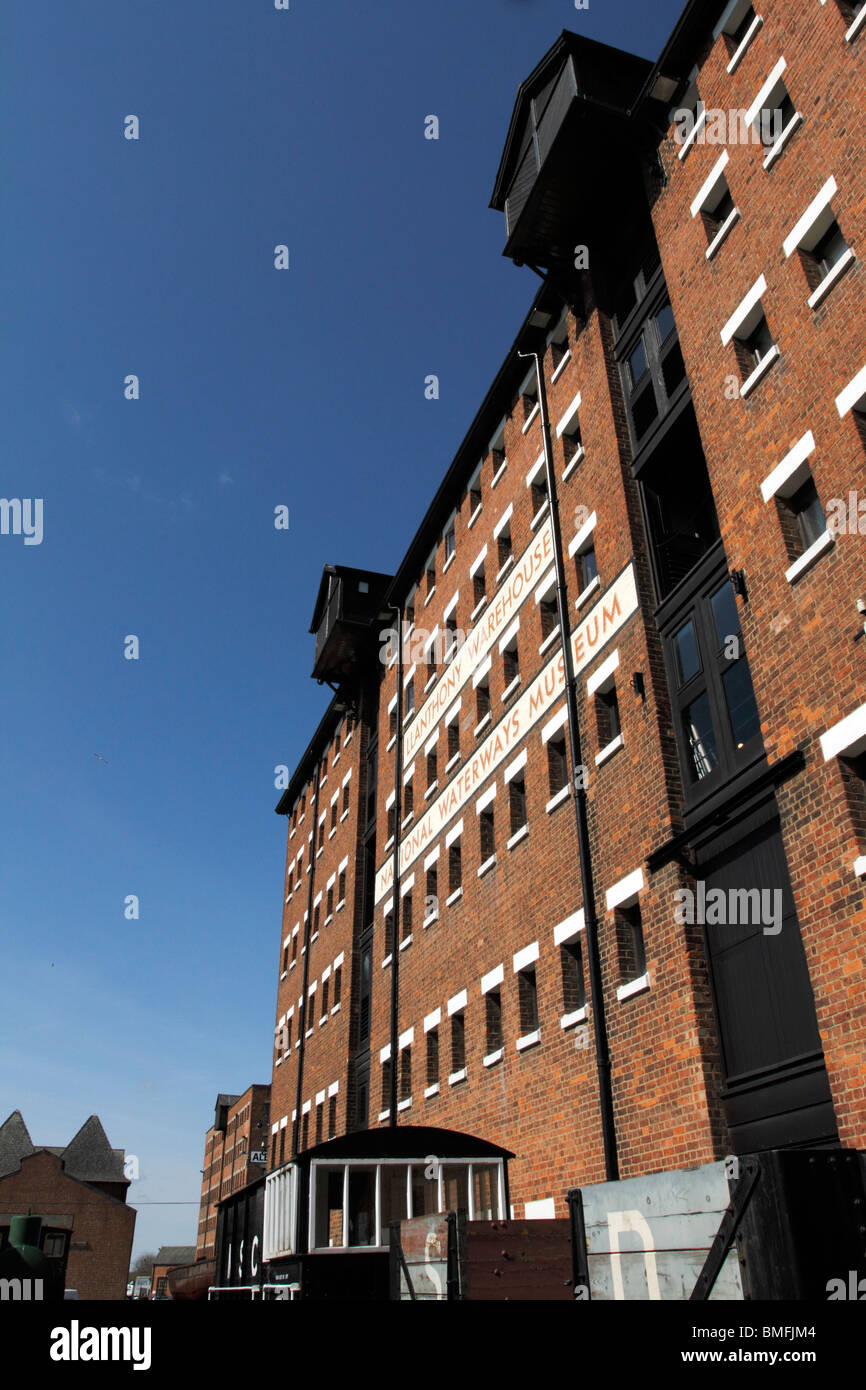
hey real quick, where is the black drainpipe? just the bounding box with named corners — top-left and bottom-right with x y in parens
top-left (292, 755), bottom-right (322, 1158)
top-left (387, 602), bottom-right (404, 1125)
top-left (518, 342), bottom-right (620, 1183)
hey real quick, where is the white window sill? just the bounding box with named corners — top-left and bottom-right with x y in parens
top-left (539, 627), bottom-right (560, 657)
top-left (340, 809), bottom-right (349, 823)
top-left (846, 5), bottom-right (866, 40)
top-left (475, 713), bottom-right (492, 738)
top-left (448, 1068), bottom-right (467, 1086)
top-left (808, 249), bottom-right (855, 310)
top-left (468, 503), bottom-right (483, 530)
top-left (677, 106), bottom-right (707, 161)
top-left (516, 1030), bottom-right (540, 1052)
top-left (290, 960), bottom-right (297, 972)
top-left (478, 855), bottom-right (497, 879)
top-left (384, 836), bottom-right (394, 854)
top-left (706, 206), bottom-right (740, 261)
top-left (443, 552), bottom-right (456, 575)
top-left (562, 445), bottom-right (585, 482)
top-left (496, 555), bottom-right (515, 584)
top-left (424, 1083), bottom-right (440, 1099)
top-left (575, 574), bottom-right (601, 610)
top-left (617, 972), bottom-right (650, 1002)
top-left (336, 899), bottom-right (345, 912)
top-left (561, 1006), bottom-right (587, 1029)
top-left (324, 914), bottom-right (333, 927)
top-left (501, 675), bottom-right (521, 703)
top-left (483, 1048), bottom-right (503, 1068)
top-left (531, 502), bottom-right (549, 531)
top-left (445, 887), bottom-right (463, 907)
top-left (595, 733), bottom-right (624, 767)
top-left (280, 970), bottom-right (287, 981)
top-left (382, 954), bottom-right (392, 970)
top-left (762, 112), bottom-right (802, 170)
top-left (397, 1097), bottom-right (412, 1112)
top-left (726, 13), bottom-right (763, 72)
top-left (305, 1029), bottom-right (314, 1039)
top-left (546, 786), bottom-right (570, 814)
top-left (328, 828), bottom-right (336, 840)
top-left (387, 735), bottom-right (396, 753)
top-left (311, 931), bottom-right (319, 944)
top-left (425, 780), bottom-right (438, 800)
top-left (399, 934), bottom-right (413, 952)
top-left (785, 528), bottom-right (834, 584)
top-left (319, 1016), bottom-right (327, 1027)
top-left (403, 710), bottom-right (415, 726)
top-left (491, 458), bottom-right (507, 489)
top-left (424, 586), bottom-right (437, 608)
top-left (507, 824), bottom-right (529, 851)
top-left (274, 1056), bottom-right (282, 1066)
top-left (331, 1002), bottom-right (341, 1016)
top-left (316, 848), bottom-right (323, 859)
top-left (853, 855), bottom-right (866, 878)
top-left (423, 911), bottom-right (439, 929)
top-left (522, 402), bottom-right (540, 433)
top-left (551, 350), bottom-right (571, 383)
top-left (401, 813), bottom-right (414, 830)
top-left (295, 1039), bottom-right (301, 1048)
top-left (445, 752), bottom-right (460, 774)
top-left (740, 344), bottom-right (780, 398)
top-left (378, 1110), bottom-right (391, 1123)
top-left (423, 674), bottom-right (436, 694)
top-left (471, 597), bottom-right (487, 622)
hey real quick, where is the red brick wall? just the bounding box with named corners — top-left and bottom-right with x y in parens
top-left (270, 714), bottom-right (367, 1158)
top-left (648, 0), bottom-right (866, 1149)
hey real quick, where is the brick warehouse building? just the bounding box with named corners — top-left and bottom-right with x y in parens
top-left (252, 0), bottom-right (866, 1296)
top-left (196, 1087), bottom-right (271, 1263)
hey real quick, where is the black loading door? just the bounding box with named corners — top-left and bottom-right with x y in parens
top-left (695, 799), bottom-right (837, 1154)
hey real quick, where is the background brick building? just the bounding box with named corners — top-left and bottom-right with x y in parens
top-left (260, 0), bottom-right (865, 1278)
top-left (150, 1244), bottom-right (196, 1299)
top-left (197, 1086), bottom-right (270, 1262)
top-left (0, 1111), bottom-right (135, 1300)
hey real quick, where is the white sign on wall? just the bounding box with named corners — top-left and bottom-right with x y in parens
top-left (375, 563), bottom-right (639, 905)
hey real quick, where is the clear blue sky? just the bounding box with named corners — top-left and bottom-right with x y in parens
top-left (0, 0), bottom-right (682, 1261)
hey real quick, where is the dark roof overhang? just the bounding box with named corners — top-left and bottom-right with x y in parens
top-left (630, 0), bottom-right (730, 124)
top-left (292, 1124), bottom-right (515, 1167)
top-left (490, 30), bottom-right (653, 267)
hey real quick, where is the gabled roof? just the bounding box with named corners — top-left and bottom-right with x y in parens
top-left (154, 1245), bottom-right (197, 1267)
top-left (0, 1111), bottom-right (128, 1184)
top-left (61, 1115), bottom-right (128, 1184)
top-left (0, 1111), bottom-right (35, 1179)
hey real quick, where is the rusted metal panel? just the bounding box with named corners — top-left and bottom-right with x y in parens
top-left (393, 1214), bottom-right (450, 1300)
top-left (462, 1219), bottom-right (573, 1302)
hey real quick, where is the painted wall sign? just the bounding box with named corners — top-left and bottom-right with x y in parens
top-left (401, 519), bottom-right (555, 764)
top-left (580, 1161), bottom-right (743, 1301)
top-left (376, 563), bottom-right (639, 906)
top-left (571, 562), bottom-right (639, 679)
